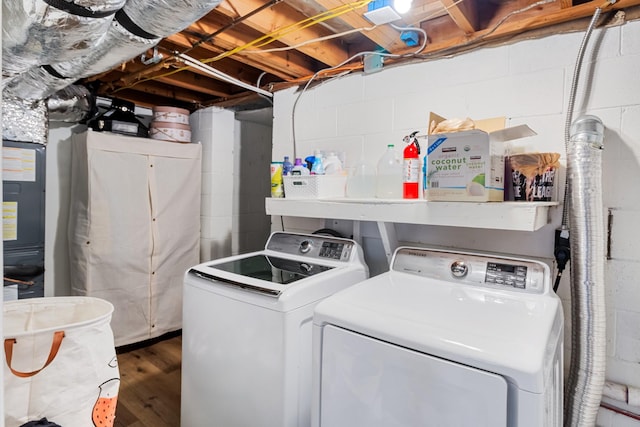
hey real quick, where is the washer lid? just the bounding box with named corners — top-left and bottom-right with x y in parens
top-left (189, 254), bottom-right (333, 298)
top-left (314, 271), bottom-right (563, 393)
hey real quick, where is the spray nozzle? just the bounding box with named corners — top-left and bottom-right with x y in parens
top-left (403, 131), bottom-right (421, 155)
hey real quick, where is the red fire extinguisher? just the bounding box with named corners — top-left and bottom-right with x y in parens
top-left (403, 131), bottom-right (420, 199)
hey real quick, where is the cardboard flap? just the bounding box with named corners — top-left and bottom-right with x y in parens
top-left (427, 112), bottom-right (448, 134)
top-left (489, 125), bottom-right (537, 143)
top-left (475, 117), bottom-right (506, 133)
top-left (428, 112), bottom-right (505, 135)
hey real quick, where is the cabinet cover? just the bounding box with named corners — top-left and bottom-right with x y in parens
top-left (69, 130), bottom-right (201, 346)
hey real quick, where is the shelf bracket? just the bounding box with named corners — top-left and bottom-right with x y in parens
top-left (377, 221), bottom-right (398, 265)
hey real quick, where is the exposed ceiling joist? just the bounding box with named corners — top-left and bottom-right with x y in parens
top-left (79, 0), bottom-right (640, 110)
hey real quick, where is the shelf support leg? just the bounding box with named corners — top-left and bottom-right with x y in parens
top-left (352, 220), bottom-right (363, 246)
top-left (377, 221), bottom-right (398, 265)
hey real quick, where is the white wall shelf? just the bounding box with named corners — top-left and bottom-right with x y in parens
top-left (265, 198), bottom-right (558, 232)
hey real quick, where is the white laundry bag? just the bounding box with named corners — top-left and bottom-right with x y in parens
top-left (3, 297), bottom-right (120, 427)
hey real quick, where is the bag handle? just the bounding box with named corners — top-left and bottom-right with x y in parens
top-left (4, 331), bottom-right (65, 378)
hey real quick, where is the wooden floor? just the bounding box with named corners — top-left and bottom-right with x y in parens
top-left (114, 332), bottom-right (183, 427)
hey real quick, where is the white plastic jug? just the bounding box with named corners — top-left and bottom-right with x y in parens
top-left (375, 144), bottom-right (402, 199)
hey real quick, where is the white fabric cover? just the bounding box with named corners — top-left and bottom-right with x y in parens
top-left (68, 130), bottom-right (201, 346)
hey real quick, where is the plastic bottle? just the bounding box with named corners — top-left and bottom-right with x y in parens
top-left (323, 152), bottom-right (343, 175)
top-left (291, 157), bottom-right (310, 175)
top-left (403, 132), bottom-right (420, 199)
top-left (347, 159), bottom-right (376, 198)
top-left (375, 144), bottom-right (402, 199)
top-left (282, 156), bottom-right (293, 176)
top-left (270, 161), bottom-right (284, 198)
top-left (310, 150), bottom-right (325, 175)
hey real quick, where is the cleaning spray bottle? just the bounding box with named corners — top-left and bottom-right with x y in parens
top-left (403, 131), bottom-right (420, 199)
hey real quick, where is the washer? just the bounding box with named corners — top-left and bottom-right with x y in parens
top-left (181, 231), bottom-right (369, 427)
top-left (312, 246), bottom-right (564, 427)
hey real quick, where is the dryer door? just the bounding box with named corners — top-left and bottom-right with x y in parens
top-left (319, 325), bottom-right (508, 427)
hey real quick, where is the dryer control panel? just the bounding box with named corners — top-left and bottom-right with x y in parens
top-left (392, 247), bottom-right (548, 294)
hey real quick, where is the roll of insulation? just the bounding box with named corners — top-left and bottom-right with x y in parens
top-left (149, 121), bottom-right (191, 143)
top-left (152, 106), bottom-right (190, 125)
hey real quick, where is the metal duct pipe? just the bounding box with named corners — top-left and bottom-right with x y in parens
top-left (2, 0), bottom-right (125, 77)
top-left (3, 0), bottom-right (222, 100)
top-left (564, 115), bottom-right (606, 426)
top-left (47, 85), bottom-right (96, 123)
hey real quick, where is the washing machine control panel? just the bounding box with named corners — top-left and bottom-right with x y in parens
top-left (393, 248), bottom-right (548, 294)
top-left (266, 232), bottom-right (355, 262)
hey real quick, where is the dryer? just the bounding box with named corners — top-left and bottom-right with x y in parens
top-left (312, 246), bottom-right (563, 427)
top-left (182, 232), bottom-right (369, 427)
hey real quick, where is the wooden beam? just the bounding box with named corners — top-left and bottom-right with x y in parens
top-left (155, 72), bottom-right (237, 98)
top-left (166, 20), bottom-right (316, 80)
top-left (441, 0), bottom-right (478, 33)
top-left (414, 0), bottom-right (640, 56)
top-left (313, 0), bottom-right (409, 52)
top-left (216, 0), bottom-right (352, 66)
top-left (106, 80), bottom-right (212, 105)
top-left (406, 0), bottom-right (450, 26)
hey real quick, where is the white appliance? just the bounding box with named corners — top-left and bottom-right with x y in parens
top-left (181, 231), bottom-right (369, 427)
top-left (312, 247), bottom-right (564, 427)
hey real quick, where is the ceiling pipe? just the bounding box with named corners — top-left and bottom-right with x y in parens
top-left (178, 54), bottom-right (273, 98)
top-left (3, 0), bottom-right (223, 101)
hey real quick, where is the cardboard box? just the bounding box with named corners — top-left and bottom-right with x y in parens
top-left (424, 112), bottom-right (536, 202)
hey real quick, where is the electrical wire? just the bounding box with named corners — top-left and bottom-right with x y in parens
top-left (244, 26), bottom-right (378, 54)
top-left (291, 24), bottom-right (428, 159)
top-left (182, 0), bottom-right (282, 56)
top-left (202, 0), bottom-right (373, 63)
top-left (561, 7), bottom-right (603, 227)
top-left (417, 0), bottom-right (557, 59)
top-left (110, 0), bottom-right (372, 95)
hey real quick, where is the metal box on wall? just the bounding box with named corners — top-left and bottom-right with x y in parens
top-left (3, 140), bottom-right (46, 299)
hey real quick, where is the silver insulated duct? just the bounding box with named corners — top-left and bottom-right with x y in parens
top-left (564, 115), bottom-right (606, 426)
top-left (3, 0), bottom-right (223, 100)
top-left (2, 0), bottom-right (125, 77)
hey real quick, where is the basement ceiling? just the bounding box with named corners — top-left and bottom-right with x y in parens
top-left (81, 0), bottom-right (640, 111)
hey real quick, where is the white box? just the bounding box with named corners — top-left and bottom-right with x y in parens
top-left (425, 113), bottom-right (536, 202)
top-left (283, 175), bottom-right (347, 199)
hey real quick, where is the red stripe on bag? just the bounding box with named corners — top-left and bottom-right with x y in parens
top-left (4, 331), bottom-right (66, 378)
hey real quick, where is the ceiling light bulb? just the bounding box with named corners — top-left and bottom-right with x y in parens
top-left (393, 0), bottom-right (412, 14)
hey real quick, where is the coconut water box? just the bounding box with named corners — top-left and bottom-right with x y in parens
top-left (425, 130), bottom-right (503, 202)
top-left (424, 112), bottom-right (537, 202)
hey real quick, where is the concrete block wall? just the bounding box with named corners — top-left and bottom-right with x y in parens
top-left (272, 18), bottom-right (640, 425)
top-left (232, 109), bottom-right (273, 254)
top-left (191, 107), bottom-right (235, 261)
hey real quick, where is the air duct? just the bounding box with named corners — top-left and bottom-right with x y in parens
top-left (564, 115), bottom-right (606, 426)
top-left (2, 95), bottom-right (48, 144)
top-left (3, 0), bottom-right (223, 100)
top-left (2, 0), bottom-right (125, 77)
top-left (47, 85), bottom-right (96, 123)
